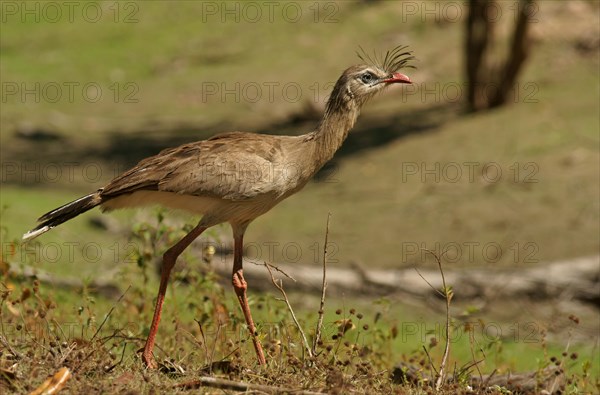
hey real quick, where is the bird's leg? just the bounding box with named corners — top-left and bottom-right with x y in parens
top-left (142, 223), bottom-right (207, 369)
top-left (232, 233), bottom-right (266, 365)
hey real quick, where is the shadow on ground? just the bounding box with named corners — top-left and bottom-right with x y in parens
top-left (3, 102), bottom-right (459, 184)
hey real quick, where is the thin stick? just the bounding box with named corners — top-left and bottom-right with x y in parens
top-left (264, 262), bottom-right (313, 359)
top-left (312, 212), bottom-right (331, 355)
top-left (422, 345), bottom-right (439, 377)
top-left (208, 323), bottom-right (222, 368)
top-left (0, 287), bottom-right (22, 359)
top-left (413, 267), bottom-right (445, 298)
top-left (421, 249), bottom-right (452, 391)
top-left (250, 259), bottom-right (296, 281)
top-left (104, 343), bottom-right (127, 373)
top-left (468, 324), bottom-right (484, 387)
top-left (482, 368), bottom-right (498, 389)
top-left (75, 286), bottom-right (131, 372)
top-left (0, 334), bottom-right (23, 360)
top-left (193, 319), bottom-right (210, 366)
top-left (91, 285), bottom-right (131, 342)
top-left (57, 342), bottom-right (78, 366)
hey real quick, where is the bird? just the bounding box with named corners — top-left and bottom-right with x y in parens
top-left (23, 46), bottom-right (415, 369)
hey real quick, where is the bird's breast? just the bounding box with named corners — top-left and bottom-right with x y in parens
top-left (100, 189), bottom-right (284, 225)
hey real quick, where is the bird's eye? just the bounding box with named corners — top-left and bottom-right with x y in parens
top-left (361, 72), bottom-right (375, 84)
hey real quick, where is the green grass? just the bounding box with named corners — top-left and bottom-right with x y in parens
top-left (2, 1), bottom-right (598, 268)
top-left (1, 0), bottom-right (599, 393)
top-left (2, 267), bottom-right (597, 393)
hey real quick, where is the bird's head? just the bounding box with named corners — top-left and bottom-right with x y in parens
top-left (326, 46), bottom-right (415, 112)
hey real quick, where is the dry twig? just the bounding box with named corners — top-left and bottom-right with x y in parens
top-left (91, 285), bottom-right (131, 342)
top-left (250, 259), bottom-right (296, 281)
top-left (264, 262), bottom-right (313, 358)
top-left (75, 286), bottom-right (131, 372)
top-left (415, 249), bottom-right (452, 391)
top-left (312, 213), bottom-right (331, 355)
top-left (193, 319), bottom-right (210, 366)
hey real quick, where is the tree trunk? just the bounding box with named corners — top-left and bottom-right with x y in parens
top-left (465, 0), bottom-right (496, 111)
top-left (465, 0), bottom-right (535, 111)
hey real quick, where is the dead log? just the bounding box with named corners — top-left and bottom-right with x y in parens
top-left (207, 255), bottom-right (599, 308)
top-left (8, 253), bottom-right (598, 308)
top-left (174, 376), bottom-right (326, 394)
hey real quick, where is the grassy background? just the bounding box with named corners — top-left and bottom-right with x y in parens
top-left (1, 0), bottom-right (598, 392)
top-left (1, 1), bottom-right (598, 268)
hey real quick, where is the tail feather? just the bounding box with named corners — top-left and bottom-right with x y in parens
top-left (23, 192), bottom-right (102, 242)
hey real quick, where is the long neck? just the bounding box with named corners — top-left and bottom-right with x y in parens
top-left (309, 96), bottom-right (360, 171)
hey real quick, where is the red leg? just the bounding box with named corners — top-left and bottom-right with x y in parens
top-left (232, 233), bottom-right (266, 365)
top-left (142, 224), bottom-right (207, 369)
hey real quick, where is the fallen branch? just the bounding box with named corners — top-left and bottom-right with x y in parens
top-left (175, 376), bottom-right (326, 394)
top-left (9, 255), bottom-right (598, 307)
top-left (208, 255), bottom-right (599, 308)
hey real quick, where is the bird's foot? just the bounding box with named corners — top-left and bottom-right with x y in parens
top-left (142, 351), bottom-right (158, 370)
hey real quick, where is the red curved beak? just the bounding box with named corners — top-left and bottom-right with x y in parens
top-left (382, 72), bottom-right (412, 84)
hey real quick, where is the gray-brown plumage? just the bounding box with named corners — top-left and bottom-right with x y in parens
top-left (23, 46), bottom-right (414, 368)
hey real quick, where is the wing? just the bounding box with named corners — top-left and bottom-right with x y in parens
top-left (101, 132), bottom-right (294, 201)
